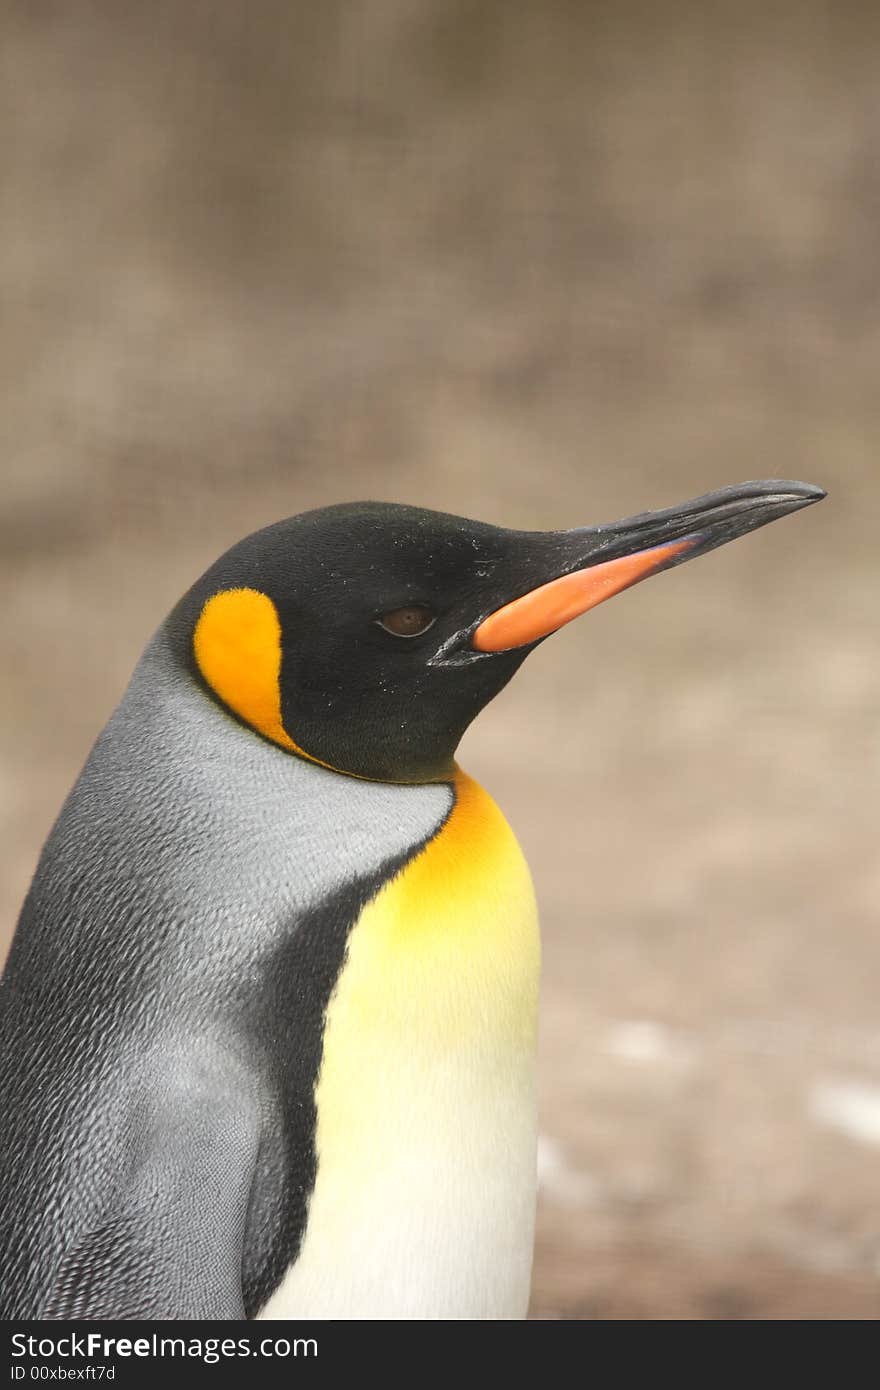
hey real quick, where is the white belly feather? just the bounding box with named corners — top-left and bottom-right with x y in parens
top-left (258, 772), bottom-right (540, 1320)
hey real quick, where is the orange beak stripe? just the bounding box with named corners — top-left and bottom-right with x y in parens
top-left (472, 537), bottom-right (696, 653)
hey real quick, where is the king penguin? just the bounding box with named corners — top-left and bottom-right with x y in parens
top-left (0, 479), bottom-right (824, 1320)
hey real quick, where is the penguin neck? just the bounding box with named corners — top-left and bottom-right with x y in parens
top-left (133, 626), bottom-right (457, 798)
top-left (88, 630), bottom-right (455, 974)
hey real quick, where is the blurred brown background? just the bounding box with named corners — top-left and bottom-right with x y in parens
top-left (2, 0), bottom-right (878, 1318)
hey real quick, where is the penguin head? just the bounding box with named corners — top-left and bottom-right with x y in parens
top-left (169, 481), bottom-right (824, 783)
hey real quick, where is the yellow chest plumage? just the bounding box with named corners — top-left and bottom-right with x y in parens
top-left (259, 771), bottom-right (540, 1320)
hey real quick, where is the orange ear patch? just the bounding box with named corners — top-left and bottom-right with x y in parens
top-left (193, 588), bottom-right (299, 752)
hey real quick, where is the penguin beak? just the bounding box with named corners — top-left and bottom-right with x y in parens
top-left (473, 479), bottom-right (826, 653)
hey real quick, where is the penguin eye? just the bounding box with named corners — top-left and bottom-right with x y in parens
top-left (376, 606), bottom-right (436, 638)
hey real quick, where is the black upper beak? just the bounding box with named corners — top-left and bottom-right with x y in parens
top-left (582, 478), bottom-right (827, 567)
